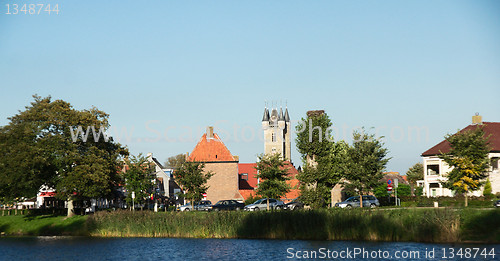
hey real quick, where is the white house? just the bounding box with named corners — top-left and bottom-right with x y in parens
top-left (420, 115), bottom-right (500, 197)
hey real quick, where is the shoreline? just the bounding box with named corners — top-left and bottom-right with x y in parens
top-left (0, 208), bottom-right (498, 243)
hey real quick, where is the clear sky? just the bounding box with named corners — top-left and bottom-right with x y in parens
top-left (1, 0), bottom-right (499, 173)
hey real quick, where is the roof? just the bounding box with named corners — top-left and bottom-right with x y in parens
top-left (238, 161), bottom-right (300, 202)
top-left (188, 133), bottom-right (237, 162)
top-left (422, 122), bottom-right (500, 156)
top-left (262, 108), bottom-right (270, 121)
top-left (284, 108), bottom-right (290, 122)
top-left (238, 163), bottom-right (258, 189)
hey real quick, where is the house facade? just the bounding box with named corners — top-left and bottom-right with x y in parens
top-left (421, 115), bottom-right (500, 197)
top-left (187, 126), bottom-right (243, 204)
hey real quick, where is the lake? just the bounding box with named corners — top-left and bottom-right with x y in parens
top-left (0, 237), bottom-right (498, 260)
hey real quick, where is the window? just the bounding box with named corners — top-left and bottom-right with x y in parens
top-left (492, 157), bottom-right (499, 170)
top-left (240, 173), bottom-right (248, 180)
top-left (427, 165), bottom-right (439, 175)
top-left (272, 132), bottom-right (276, 142)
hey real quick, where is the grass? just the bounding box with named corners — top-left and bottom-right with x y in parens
top-left (0, 214), bottom-right (89, 236)
top-left (1, 208), bottom-right (499, 243)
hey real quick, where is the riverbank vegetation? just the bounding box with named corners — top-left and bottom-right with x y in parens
top-left (1, 208), bottom-right (498, 243)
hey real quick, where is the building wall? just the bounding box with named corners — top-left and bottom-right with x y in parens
top-left (203, 162), bottom-right (243, 204)
top-left (263, 123), bottom-right (291, 161)
top-left (423, 154), bottom-right (500, 197)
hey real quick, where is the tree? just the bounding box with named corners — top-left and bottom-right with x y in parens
top-left (483, 178), bottom-right (492, 197)
top-left (123, 154), bottom-right (155, 210)
top-left (295, 111), bottom-right (344, 208)
top-left (173, 161), bottom-right (213, 205)
top-left (164, 154), bottom-right (186, 170)
top-left (0, 95), bottom-right (128, 217)
top-left (406, 163), bottom-right (424, 196)
top-left (342, 130), bottom-right (390, 208)
top-left (439, 126), bottom-right (490, 207)
top-left (255, 153), bottom-right (291, 210)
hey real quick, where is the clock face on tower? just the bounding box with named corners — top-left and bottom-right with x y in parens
top-left (270, 115), bottom-right (277, 122)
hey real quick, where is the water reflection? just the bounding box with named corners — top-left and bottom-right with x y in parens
top-left (0, 237), bottom-right (498, 260)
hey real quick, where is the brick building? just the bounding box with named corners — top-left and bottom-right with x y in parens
top-left (187, 127), bottom-right (243, 204)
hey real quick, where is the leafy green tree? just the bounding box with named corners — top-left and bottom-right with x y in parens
top-left (123, 154), bottom-right (155, 210)
top-left (373, 183), bottom-right (390, 199)
top-left (483, 178), bottom-right (492, 197)
top-left (255, 153), bottom-right (291, 210)
top-left (164, 154), bottom-right (186, 170)
top-left (174, 161), bottom-right (213, 205)
top-left (396, 184), bottom-right (411, 197)
top-left (0, 95), bottom-right (128, 217)
top-left (342, 130), bottom-right (390, 208)
top-left (439, 126), bottom-right (490, 207)
top-left (295, 111), bottom-right (344, 208)
top-left (406, 163), bottom-right (424, 196)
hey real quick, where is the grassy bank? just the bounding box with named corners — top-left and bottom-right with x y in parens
top-left (0, 214), bottom-right (88, 236)
top-left (1, 209), bottom-right (499, 243)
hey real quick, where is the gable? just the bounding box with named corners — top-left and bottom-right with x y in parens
top-left (188, 133), bottom-right (236, 162)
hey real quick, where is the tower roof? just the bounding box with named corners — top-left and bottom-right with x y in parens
top-left (270, 108), bottom-right (279, 123)
top-left (279, 107), bottom-right (285, 121)
top-left (284, 108), bottom-right (290, 122)
top-left (262, 108), bottom-right (270, 122)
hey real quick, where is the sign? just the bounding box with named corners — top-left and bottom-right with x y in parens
top-left (387, 179), bottom-right (392, 185)
top-left (387, 185), bottom-right (392, 191)
top-left (202, 193), bottom-right (207, 200)
top-left (131, 191), bottom-right (135, 199)
top-left (394, 178), bottom-right (399, 188)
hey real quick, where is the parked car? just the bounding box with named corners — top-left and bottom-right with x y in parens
top-left (177, 200), bottom-right (213, 211)
top-left (177, 202), bottom-right (193, 211)
top-left (244, 198), bottom-right (284, 211)
top-left (194, 200), bottom-right (212, 211)
top-left (285, 197), bottom-right (304, 210)
top-left (335, 195), bottom-right (380, 209)
top-left (494, 200), bottom-right (500, 208)
top-left (211, 200), bottom-right (244, 211)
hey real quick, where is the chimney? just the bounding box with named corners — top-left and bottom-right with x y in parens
top-left (206, 126), bottom-right (214, 139)
top-left (472, 113), bottom-right (482, 125)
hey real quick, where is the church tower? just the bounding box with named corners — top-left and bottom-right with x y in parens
top-left (262, 104), bottom-right (291, 162)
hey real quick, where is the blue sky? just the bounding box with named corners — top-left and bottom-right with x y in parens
top-left (1, 0), bottom-right (499, 173)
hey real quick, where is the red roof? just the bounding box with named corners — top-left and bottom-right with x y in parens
top-left (422, 122), bottom-right (500, 156)
top-left (238, 161), bottom-right (300, 202)
top-left (238, 163), bottom-right (258, 189)
top-left (188, 133), bottom-right (237, 162)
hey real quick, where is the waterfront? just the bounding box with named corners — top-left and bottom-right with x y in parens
top-left (0, 237), bottom-right (498, 260)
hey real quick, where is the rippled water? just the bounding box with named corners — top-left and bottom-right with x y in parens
top-left (0, 237), bottom-right (498, 260)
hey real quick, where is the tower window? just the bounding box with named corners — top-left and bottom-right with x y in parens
top-left (272, 133), bottom-right (276, 142)
top-left (240, 173), bottom-right (248, 180)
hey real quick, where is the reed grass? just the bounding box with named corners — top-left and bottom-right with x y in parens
top-left (2, 208), bottom-right (498, 242)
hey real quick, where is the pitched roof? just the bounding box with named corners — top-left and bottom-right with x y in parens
top-left (422, 122), bottom-right (500, 156)
top-left (188, 133), bottom-right (237, 162)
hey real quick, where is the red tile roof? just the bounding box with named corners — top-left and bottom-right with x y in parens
top-left (422, 122), bottom-right (500, 156)
top-left (238, 161), bottom-right (301, 202)
top-left (188, 133), bottom-right (237, 162)
top-left (238, 163), bottom-right (258, 189)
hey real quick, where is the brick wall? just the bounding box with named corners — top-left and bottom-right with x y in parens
top-left (203, 162), bottom-right (243, 203)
